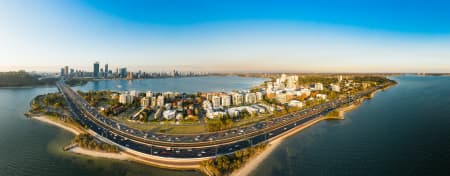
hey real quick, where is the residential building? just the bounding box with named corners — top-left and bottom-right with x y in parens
top-left (145, 91), bottom-right (153, 97)
top-left (212, 96), bottom-right (221, 108)
top-left (331, 84), bottom-right (341, 92)
top-left (276, 92), bottom-right (287, 104)
top-left (130, 90), bottom-right (139, 97)
top-left (314, 83), bottom-right (324, 91)
top-left (232, 93), bottom-right (244, 106)
top-left (245, 93), bottom-right (257, 104)
top-left (140, 97), bottom-right (150, 107)
top-left (119, 94), bottom-right (133, 105)
top-left (255, 92), bottom-right (263, 101)
top-left (221, 95), bottom-right (231, 107)
top-left (157, 95), bottom-right (164, 107)
top-left (151, 96), bottom-right (157, 108)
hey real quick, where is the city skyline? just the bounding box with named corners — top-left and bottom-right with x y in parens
top-left (1, 0), bottom-right (450, 73)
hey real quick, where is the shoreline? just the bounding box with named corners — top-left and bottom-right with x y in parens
top-left (30, 114), bottom-right (204, 171)
top-left (69, 146), bottom-right (130, 160)
top-left (31, 115), bottom-right (82, 135)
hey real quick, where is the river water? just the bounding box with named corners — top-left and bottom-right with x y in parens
top-left (251, 75), bottom-right (450, 176)
top-left (1, 76), bottom-right (449, 176)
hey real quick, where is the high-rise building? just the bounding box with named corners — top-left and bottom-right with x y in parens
top-left (127, 72), bottom-right (134, 80)
top-left (245, 93), bottom-right (257, 104)
top-left (119, 93), bottom-right (133, 105)
top-left (120, 67), bottom-right (127, 78)
top-left (212, 96), bottom-right (221, 108)
top-left (104, 64), bottom-right (108, 74)
top-left (64, 66), bottom-right (69, 77)
top-left (140, 97), bottom-right (150, 107)
top-left (221, 95), bottom-right (231, 107)
top-left (130, 90), bottom-right (139, 97)
top-left (232, 93), bottom-right (244, 106)
top-left (255, 92), bottom-right (263, 101)
top-left (60, 68), bottom-right (65, 77)
top-left (157, 95), bottom-right (164, 107)
top-left (93, 62), bottom-right (100, 77)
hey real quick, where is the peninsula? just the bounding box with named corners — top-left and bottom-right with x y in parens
top-left (27, 73), bottom-right (396, 175)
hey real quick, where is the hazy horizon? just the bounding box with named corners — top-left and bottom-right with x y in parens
top-left (1, 1), bottom-right (450, 73)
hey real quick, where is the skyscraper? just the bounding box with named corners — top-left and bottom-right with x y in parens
top-left (64, 66), bottom-right (69, 77)
top-left (120, 67), bottom-right (127, 78)
top-left (93, 62), bottom-right (100, 77)
top-left (105, 64), bottom-right (108, 74)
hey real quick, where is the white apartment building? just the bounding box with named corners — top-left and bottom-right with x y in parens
top-left (245, 92), bottom-right (257, 104)
top-left (119, 93), bottom-right (133, 105)
top-left (221, 95), bottom-right (231, 107)
top-left (130, 90), bottom-right (139, 97)
top-left (140, 97), bottom-right (150, 107)
top-left (212, 95), bottom-right (221, 108)
top-left (314, 83), bottom-right (324, 91)
top-left (156, 95), bottom-right (164, 107)
top-left (232, 93), bottom-right (244, 106)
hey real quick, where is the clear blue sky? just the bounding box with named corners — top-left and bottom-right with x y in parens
top-left (1, 0), bottom-right (450, 72)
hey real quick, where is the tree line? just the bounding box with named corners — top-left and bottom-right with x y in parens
top-left (73, 133), bottom-right (119, 153)
top-left (0, 71), bottom-right (57, 87)
top-left (201, 144), bottom-right (267, 176)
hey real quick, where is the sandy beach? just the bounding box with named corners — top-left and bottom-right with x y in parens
top-left (31, 115), bottom-right (82, 135)
top-left (69, 146), bottom-right (129, 160)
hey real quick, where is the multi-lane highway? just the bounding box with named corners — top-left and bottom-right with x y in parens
top-left (57, 81), bottom-right (387, 158)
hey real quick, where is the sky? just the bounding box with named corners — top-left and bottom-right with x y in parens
top-left (1, 0), bottom-right (450, 73)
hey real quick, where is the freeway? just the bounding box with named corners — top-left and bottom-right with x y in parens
top-left (57, 80), bottom-right (389, 158)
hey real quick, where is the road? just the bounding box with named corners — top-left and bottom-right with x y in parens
top-left (57, 80), bottom-right (388, 158)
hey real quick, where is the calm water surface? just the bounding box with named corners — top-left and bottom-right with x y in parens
top-left (251, 76), bottom-right (450, 176)
top-left (73, 76), bottom-right (267, 93)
